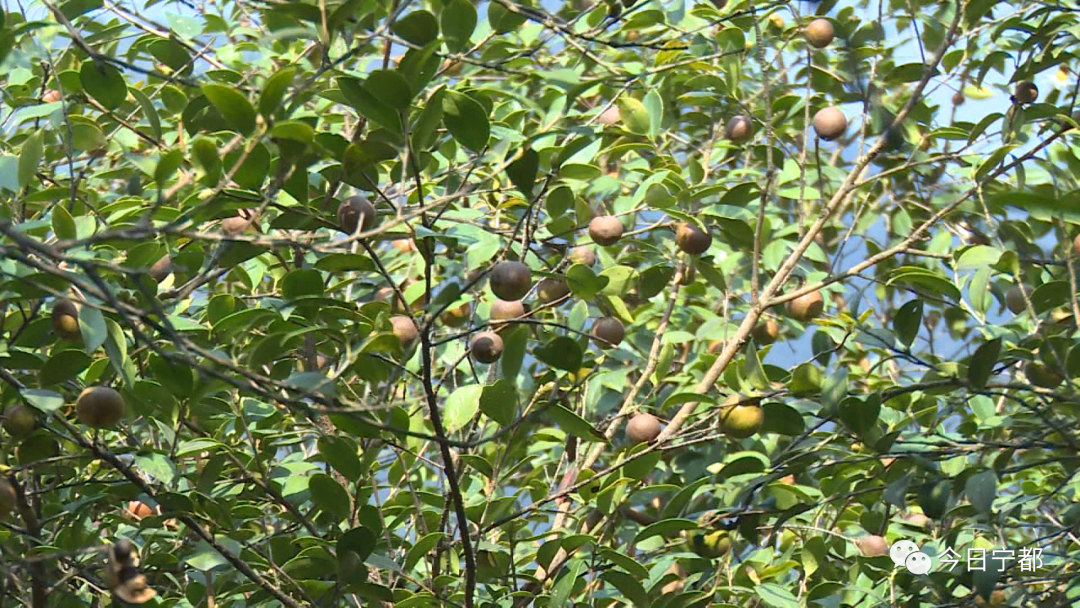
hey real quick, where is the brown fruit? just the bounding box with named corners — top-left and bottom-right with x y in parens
top-left (804, 18), bottom-right (834, 48)
top-left (857, 535), bottom-right (888, 557)
top-left (707, 339), bottom-right (724, 354)
top-left (441, 60), bottom-right (464, 76)
top-left (2, 405), bottom-right (36, 438)
top-left (390, 316), bottom-right (418, 346)
top-left (625, 413), bottom-right (662, 444)
top-left (588, 216), bottom-right (624, 246)
top-left (125, 500), bottom-right (156, 520)
top-left (149, 256), bottom-right (172, 282)
top-left (536, 277), bottom-right (570, 304)
top-left (490, 261), bottom-right (532, 301)
top-left (813, 107), bottom-right (848, 141)
top-left (0, 478), bottom-right (14, 517)
top-left (221, 209), bottom-right (258, 235)
top-left (1005, 285), bottom-right (1027, 314)
top-left (1014, 81), bottom-right (1038, 104)
top-left (974, 590), bottom-right (1007, 606)
top-left (904, 511), bottom-right (931, 528)
top-left (598, 106), bottom-right (621, 126)
top-left (785, 291), bottom-right (825, 321)
top-left (51, 298), bottom-right (81, 340)
top-left (751, 318), bottom-right (780, 345)
top-left (440, 302), bottom-right (472, 327)
top-left (719, 394), bottom-right (764, 439)
top-left (779, 474), bottom-right (796, 485)
top-left (725, 115), bottom-right (754, 142)
top-left (1025, 360), bottom-right (1063, 389)
top-left (591, 317), bottom-right (625, 349)
top-left (569, 245), bottom-right (597, 266)
top-left (76, 386), bottom-right (125, 429)
top-left (391, 238), bottom-right (416, 253)
top-left (660, 562), bottom-right (686, 594)
top-left (490, 299), bottom-right (526, 322)
top-left (952, 91), bottom-right (966, 106)
top-left (337, 196), bottom-right (377, 234)
top-left (1072, 233), bottom-right (1080, 257)
top-left (675, 222), bottom-right (712, 255)
top-left (470, 331), bottom-right (504, 363)
top-left (42, 89), bottom-right (63, 103)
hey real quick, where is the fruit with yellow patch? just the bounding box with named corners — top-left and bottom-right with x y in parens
top-left (719, 393), bottom-right (764, 439)
top-left (76, 387), bottom-right (125, 429)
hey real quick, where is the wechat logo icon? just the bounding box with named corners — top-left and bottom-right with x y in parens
top-left (890, 539), bottom-right (932, 575)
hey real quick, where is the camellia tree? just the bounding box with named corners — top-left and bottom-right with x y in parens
top-left (3, 0), bottom-right (1080, 604)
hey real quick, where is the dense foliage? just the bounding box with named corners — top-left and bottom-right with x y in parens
top-left (1, 0), bottom-right (1080, 605)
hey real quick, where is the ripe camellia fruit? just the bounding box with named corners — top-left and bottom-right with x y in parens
top-left (1005, 285), bottom-right (1027, 314)
top-left (675, 222), bottom-right (712, 255)
top-left (2, 405), bottom-right (36, 438)
top-left (785, 290), bottom-right (825, 321)
top-left (588, 216), bottom-right (624, 246)
top-left (1025, 360), bottom-right (1063, 389)
top-left (1072, 233), bottom-right (1080, 257)
top-left (591, 317), bottom-right (625, 349)
top-left (597, 106), bottom-right (621, 126)
top-left (952, 91), bottom-right (966, 106)
top-left (1014, 81), bottom-right (1038, 104)
top-left (390, 316), bottom-right (418, 346)
top-left (42, 89), bottom-right (63, 103)
top-left (719, 393), bottom-right (764, 438)
top-left (440, 302), bottom-right (472, 327)
top-left (569, 245), bottom-right (597, 266)
top-left (337, 196), bottom-right (377, 234)
top-left (813, 107), bottom-right (848, 141)
top-left (904, 511), bottom-right (931, 528)
top-left (221, 209), bottom-right (259, 235)
top-left (489, 261), bottom-right (532, 301)
top-left (126, 500), bottom-right (156, 520)
top-left (0, 478), bottom-right (15, 517)
top-left (490, 299), bottom-right (526, 323)
top-left (857, 535), bottom-right (889, 557)
top-left (804, 18), bottom-right (834, 48)
top-left (725, 115), bottom-right (753, 142)
top-left (76, 387), bottom-right (125, 429)
top-left (625, 413), bottom-right (662, 444)
top-left (751, 318), bottom-right (780, 345)
top-left (536, 277), bottom-right (570, 304)
top-left (52, 298), bottom-right (81, 340)
top-left (470, 331), bottom-right (504, 363)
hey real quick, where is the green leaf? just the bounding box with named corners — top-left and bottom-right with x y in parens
top-left (365, 70), bottom-right (414, 110)
top-left (534, 336), bottom-right (583, 372)
top-left (488, 0), bottom-right (527, 33)
top-left (201, 84), bottom-right (257, 135)
top-left (318, 436), bottom-right (364, 479)
top-left (191, 137), bottom-right (221, 185)
top-left (154, 149), bottom-right (184, 186)
top-left (51, 205), bottom-right (77, 241)
top-left (442, 91), bottom-right (489, 152)
top-left (309, 473), bottom-right (351, 519)
top-left (404, 532), bottom-right (447, 572)
top-left (39, 350), bottom-right (92, 386)
top-left (445, 384), bottom-right (482, 432)
top-left (21, 388), bottom-right (64, 413)
top-left (548, 404), bottom-right (605, 442)
top-left (339, 77), bottom-right (402, 133)
top-left (259, 66), bottom-right (297, 119)
top-left (820, 368), bottom-right (848, 416)
top-left (789, 363), bottom-right (822, 396)
top-left (643, 89), bottom-right (663, 139)
top-left (441, 0), bottom-right (476, 52)
top-left (894, 299), bottom-right (922, 348)
top-left (565, 264), bottom-right (609, 299)
top-left (756, 582), bottom-right (800, 608)
top-left (633, 518), bottom-right (696, 542)
top-left (838, 395), bottom-right (879, 435)
top-left (965, 470), bottom-right (996, 514)
top-left (616, 97), bottom-right (650, 135)
top-left (80, 61), bottom-right (127, 110)
top-left (129, 87), bottom-right (162, 141)
top-left (505, 148), bottom-right (539, 200)
top-left (967, 339), bottom-right (1001, 390)
top-left (393, 10), bottom-right (439, 45)
top-left (743, 341), bottom-right (768, 390)
top-left (79, 305), bottom-right (108, 352)
top-left (282, 268), bottom-right (325, 299)
top-left (339, 526), bottom-right (378, 561)
top-left (480, 379), bottom-right (516, 426)
top-left (18, 129), bottom-right (44, 189)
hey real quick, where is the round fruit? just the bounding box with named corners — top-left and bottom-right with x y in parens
top-left (0, 478), bottom-right (15, 517)
top-left (1025, 360), bottom-right (1063, 389)
top-left (975, 590), bottom-right (1007, 606)
top-left (625, 413), bottom-right (662, 444)
top-left (686, 529), bottom-right (731, 558)
top-left (1014, 81), bottom-right (1038, 104)
top-left (391, 239), bottom-right (416, 253)
top-left (588, 216), bottom-right (624, 246)
top-left (1005, 285), bottom-right (1027, 314)
top-left (2, 405), bottom-right (36, 438)
top-left (490, 299), bottom-right (526, 322)
top-left (440, 302), bottom-right (472, 327)
top-left (952, 91), bottom-right (966, 106)
top-left (391, 316), bottom-right (418, 346)
top-left (337, 196), bottom-right (377, 234)
top-left (470, 331), bottom-right (504, 364)
top-left (751, 318), bottom-right (780, 345)
top-left (126, 500), bottom-right (155, 519)
top-left (813, 107), bottom-right (848, 141)
top-left (918, 479), bottom-right (951, 519)
top-left (857, 535), bottom-right (888, 557)
top-left (725, 115), bottom-right (753, 142)
top-left (51, 298), bottom-right (81, 340)
top-left (536, 277), bottom-right (570, 304)
top-left (76, 386), bottom-right (125, 429)
top-left (489, 261), bottom-right (532, 301)
top-left (42, 89), bottom-right (63, 103)
top-left (1073, 233), bottom-right (1080, 257)
top-left (767, 13), bottom-right (784, 30)
top-left (598, 106), bottom-right (621, 126)
top-left (149, 256), bottom-right (172, 282)
top-left (904, 511), bottom-right (931, 528)
top-left (804, 18), bottom-right (834, 48)
top-left (675, 222), bottom-right (712, 255)
top-left (569, 246), bottom-right (597, 267)
top-left (779, 474), bottom-right (795, 485)
top-left (785, 291), bottom-right (825, 321)
top-left (221, 209), bottom-right (258, 235)
top-left (719, 394), bottom-right (764, 439)
top-left (591, 317), bottom-right (625, 349)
